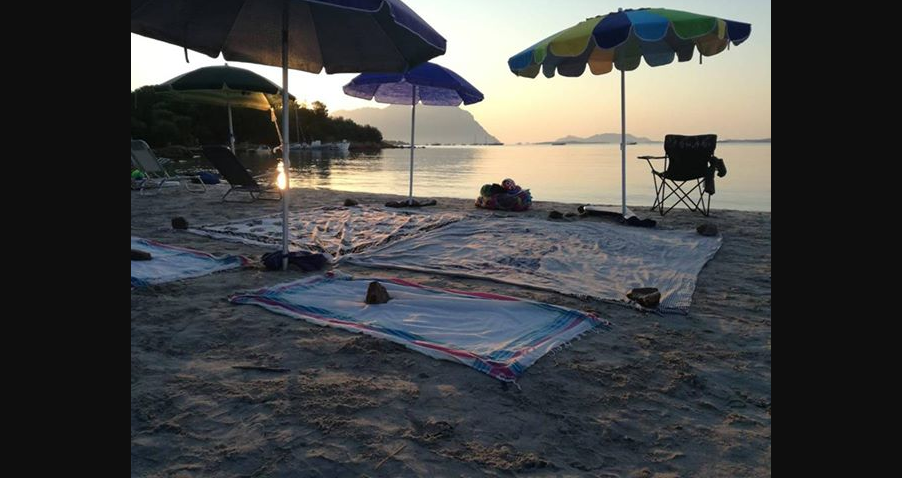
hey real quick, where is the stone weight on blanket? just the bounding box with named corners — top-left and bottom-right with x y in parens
top-left (627, 287), bottom-right (661, 309)
top-left (365, 281), bottom-right (391, 304)
top-left (131, 249), bottom-right (152, 261)
top-left (172, 217), bottom-right (189, 230)
top-left (697, 223), bottom-right (718, 236)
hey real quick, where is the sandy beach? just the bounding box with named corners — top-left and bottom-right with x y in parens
top-left (131, 184), bottom-right (771, 477)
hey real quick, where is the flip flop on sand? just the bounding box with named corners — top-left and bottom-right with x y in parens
top-left (620, 216), bottom-right (657, 228)
top-left (385, 198), bottom-right (438, 208)
top-left (548, 210), bottom-right (581, 221)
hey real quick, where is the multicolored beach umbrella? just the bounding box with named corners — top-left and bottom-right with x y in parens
top-left (156, 65), bottom-right (297, 153)
top-left (343, 62), bottom-right (484, 204)
top-left (132, 0), bottom-right (446, 269)
top-left (508, 8), bottom-right (751, 216)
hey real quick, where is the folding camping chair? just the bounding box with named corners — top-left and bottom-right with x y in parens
top-left (201, 145), bottom-right (282, 202)
top-left (638, 134), bottom-right (727, 217)
top-left (131, 139), bottom-right (206, 195)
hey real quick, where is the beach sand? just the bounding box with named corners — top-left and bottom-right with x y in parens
top-left (131, 184), bottom-right (771, 477)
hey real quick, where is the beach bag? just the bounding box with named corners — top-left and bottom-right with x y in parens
top-left (262, 251), bottom-right (329, 271)
top-left (193, 171), bottom-right (221, 184)
top-left (475, 186), bottom-right (532, 211)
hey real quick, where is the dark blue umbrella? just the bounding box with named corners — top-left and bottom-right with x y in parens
top-left (343, 62), bottom-right (484, 203)
top-left (132, 0), bottom-right (447, 268)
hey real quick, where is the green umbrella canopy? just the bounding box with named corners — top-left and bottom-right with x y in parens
top-left (155, 65), bottom-right (296, 110)
top-left (153, 65), bottom-right (298, 152)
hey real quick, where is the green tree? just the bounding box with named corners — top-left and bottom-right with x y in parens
top-left (132, 88), bottom-right (384, 147)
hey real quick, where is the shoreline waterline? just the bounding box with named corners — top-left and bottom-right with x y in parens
top-left (171, 143), bottom-right (771, 213)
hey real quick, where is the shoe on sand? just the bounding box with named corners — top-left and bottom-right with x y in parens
top-left (385, 198), bottom-right (437, 208)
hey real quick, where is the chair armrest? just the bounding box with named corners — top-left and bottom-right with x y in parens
top-left (637, 155), bottom-right (667, 160)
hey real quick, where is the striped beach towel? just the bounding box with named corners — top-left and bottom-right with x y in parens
top-left (229, 274), bottom-right (609, 382)
top-left (131, 237), bottom-right (249, 288)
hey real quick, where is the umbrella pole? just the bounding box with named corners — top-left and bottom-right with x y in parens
top-left (620, 69), bottom-right (626, 216)
top-left (295, 104), bottom-right (302, 143)
top-left (270, 108), bottom-right (283, 145)
top-left (280, 6), bottom-right (291, 271)
top-left (409, 86), bottom-right (417, 204)
top-left (227, 101), bottom-right (236, 154)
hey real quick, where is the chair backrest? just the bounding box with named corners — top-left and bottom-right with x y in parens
top-left (663, 134), bottom-right (717, 181)
top-left (131, 139), bottom-right (168, 177)
top-left (201, 145), bottom-right (260, 188)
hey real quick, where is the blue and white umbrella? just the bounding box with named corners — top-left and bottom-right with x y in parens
top-left (343, 62), bottom-right (484, 203)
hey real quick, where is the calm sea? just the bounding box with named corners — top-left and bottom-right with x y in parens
top-left (184, 143), bottom-right (771, 212)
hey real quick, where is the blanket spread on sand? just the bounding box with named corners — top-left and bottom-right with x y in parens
top-left (131, 237), bottom-right (249, 288)
top-left (345, 218), bottom-right (722, 314)
top-left (188, 206), bottom-right (465, 260)
top-left (229, 274), bottom-right (608, 382)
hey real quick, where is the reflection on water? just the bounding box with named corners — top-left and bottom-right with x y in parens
top-left (179, 144), bottom-right (771, 211)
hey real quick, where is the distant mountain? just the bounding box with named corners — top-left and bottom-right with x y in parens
top-left (332, 105), bottom-right (501, 144)
top-left (720, 138), bottom-right (771, 143)
top-left (544, 133), bottom-right (655, 144)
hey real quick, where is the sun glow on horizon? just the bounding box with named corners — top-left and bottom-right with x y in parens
top-left (276, 160), bottom-right (287, 190)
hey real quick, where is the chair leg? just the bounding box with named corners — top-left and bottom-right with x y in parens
top-left (646, 160), bottom-right (664, 214)
top-left (660, 180), bottom-right (706, 216)
top-left (223, 186), bottom-right (256, 203)
top-left (676, 181), bottom-right (704, 213)
top-left (661, 183), bottom-right (684, 216)
top-left (660, 180), bottom-right (669, 212)
top-left (690, 179), bottom-right (714, 217)
top-left (689, 179), bottom-right (704, 212)
top-left (140, 179), bottom-right (165, 196)
top-left (651, 174), bottom-right (662, 213)
top-left (658, 181), bottom-right (686, 215)
top-left (650, 170), bottom-right (669, 215)
top-left (253, 189), bottom-right (282, 201)
top-left (182, 178), bottom-right (206, 193)
top-left (696, 180), bottom-right (707, 216)
top-left (141, 177), bottom-right (201, 196)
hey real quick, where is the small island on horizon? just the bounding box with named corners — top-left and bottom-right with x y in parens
top-left (533, 133), bottom-right (770, 145)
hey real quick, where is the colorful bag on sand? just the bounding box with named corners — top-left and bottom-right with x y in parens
top-left (475, 183), bottom-right (532, 211)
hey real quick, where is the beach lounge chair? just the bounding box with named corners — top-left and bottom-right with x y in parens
top-left (639, 134), bottom-right (727, 217)
top-left (201, 145), bottom-right (282, 202)
top-left (131, 139), bottom-right (206, 195)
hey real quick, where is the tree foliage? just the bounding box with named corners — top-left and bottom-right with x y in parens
top-left (130, 86), bottom-right (382, 147)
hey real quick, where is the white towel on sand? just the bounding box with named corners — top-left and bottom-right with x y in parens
top-left (188, 205), bottom-right (465, 260)
top-left (345, 218), bottom-right (722, 314)
top-left (131, 237), bottom-right (248, 287)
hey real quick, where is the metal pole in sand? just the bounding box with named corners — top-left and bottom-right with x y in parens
top-left (408, 85), bottom-right (417, 204)
top-left (279, 3), bottom-right (291, 271)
